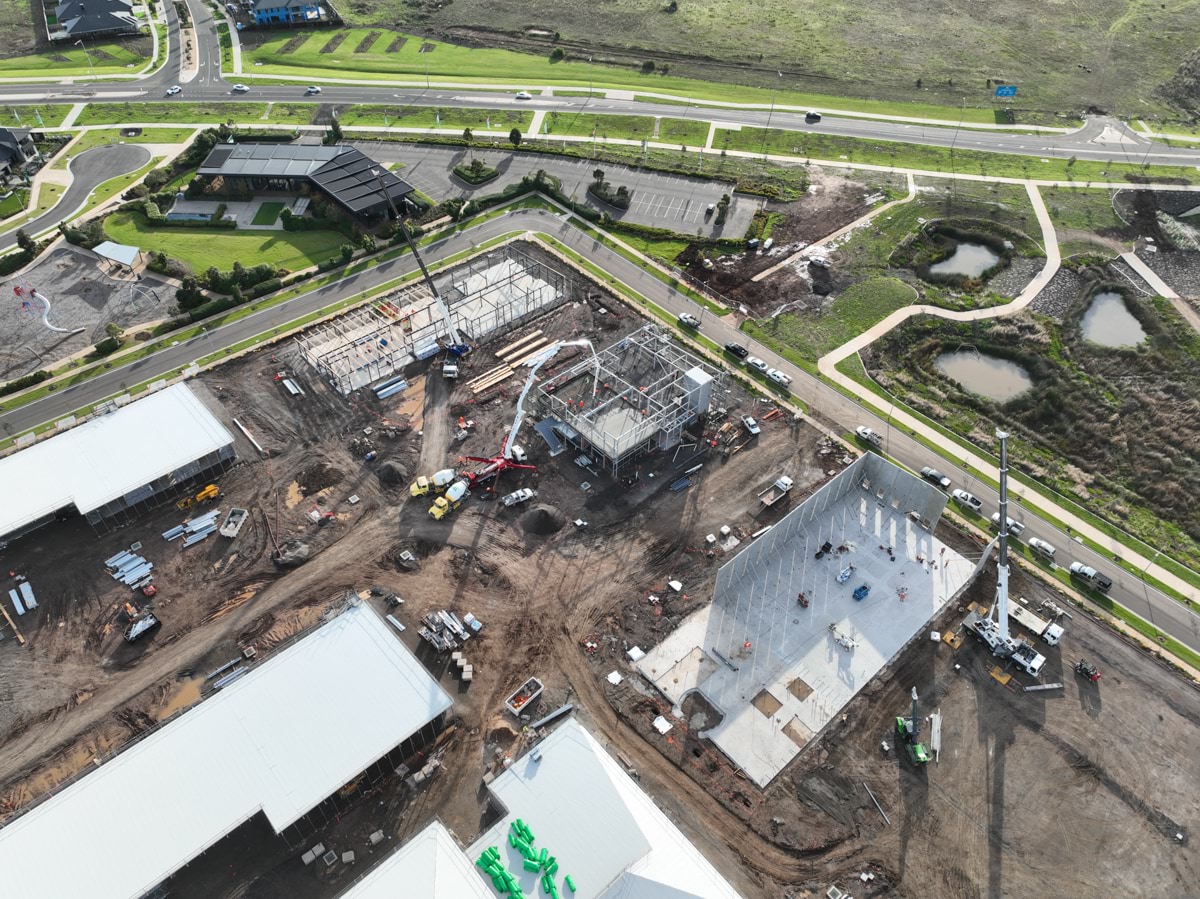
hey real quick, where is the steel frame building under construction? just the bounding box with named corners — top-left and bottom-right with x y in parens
top-left (535, 325), bottom-right (725, 477)
top-left (295, 245), bottom-right (567, 395)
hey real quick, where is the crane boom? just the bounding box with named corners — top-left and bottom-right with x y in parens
top-left (502, 339), bottom-right (598, 460)
top-left (396, 225), bottom-right (469, 355)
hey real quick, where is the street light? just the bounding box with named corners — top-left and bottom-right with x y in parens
top-left (75, 39), bottom-right (98, 83)
top-left (761, 71), bottom-right (783, 161)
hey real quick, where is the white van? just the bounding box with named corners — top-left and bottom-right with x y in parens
top-left (1028, 537), bottom-right (1056, 561)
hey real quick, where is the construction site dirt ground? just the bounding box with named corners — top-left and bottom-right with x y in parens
top-left (1, 256), bottom-right (1199, 899)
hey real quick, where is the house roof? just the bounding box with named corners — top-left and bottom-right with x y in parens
top-left (0, 601), bottom-right (454, 899)
top-left (251, 0), bottom-right (317, 9)
top-left (0, 383), bottom-right (234, 539)
top-left (197, 143), bottom-right (413, 216)
top-left (55, 0), bottom-right (137, 35)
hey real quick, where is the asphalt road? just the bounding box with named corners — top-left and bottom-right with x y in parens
top-left (0, 144), bottom-right (150, 252)
top-left (1, 205), bottom-right (1196, 655)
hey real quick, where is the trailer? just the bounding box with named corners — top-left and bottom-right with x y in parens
top-left (1009, 601), bottom-right (1064, 646)
top-left (757, 475), bottom-right (794, 507)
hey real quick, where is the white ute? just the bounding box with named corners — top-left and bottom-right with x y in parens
top-left (502, 488), bottom-right (537, 507)
top-left (855, 425), bottom-right (883, 447)
top-left (951, 489), bottom-right (983, 512)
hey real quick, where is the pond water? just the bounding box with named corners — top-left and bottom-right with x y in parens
top-left (1081, 291), bottom-right (1146, 347)
top-left (935, 350), bottom-right (1033, 401)
top-left (928, 242), bottom-right (1001, 278)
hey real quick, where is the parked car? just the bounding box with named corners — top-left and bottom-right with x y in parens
top-left (855, 425), bottom-right (883, 447)
top-left (741, 415), bottom-right (761, 436)
top-left (705, 203), bottom-right (715, 217)
top-left (231, 84), bottom-right (250, 93)
top-left (746, 356), bottom-right (769, 374)
top-left (724, 342), bottom-right (750, 359)
top-left (1028, 537), bottom-right (1057, 561)
top-left (515, 91), bottom-right (533, 100)
top-left (677, 312), bottom-right (701, 329)
top-left (951, 489), bottom-right (983, 512)
top-left (1069, 561), bottom-right (1113, 592)
top-left (766, 368), bottom-right (792, 387)
top-left (305, 85), bottom-right (322, 95)
top-left (989, 512), bottom-right (1026, 537)
top-left (805, 110), bottom-right (822, 123)
top-left (920, 466), bottom-right (951, 489)
top-left (809, 255), bottom-right (831, 269)
top-left (165, 85), bottom-right (182, 96)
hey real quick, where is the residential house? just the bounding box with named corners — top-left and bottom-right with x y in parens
top-left (251, 0), bottom-right (323, 26)
top-left (0, 128), bottom-right (37, 180)
top-left (51, 0), bottom-right (139, 39)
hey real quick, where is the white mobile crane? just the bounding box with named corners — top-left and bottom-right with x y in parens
top-left (372, 168), bottom-right (471, 379)
top-left (963, 430), bottom-right (1047, 677)
top-left (463, 339), bottom-right (599, 485)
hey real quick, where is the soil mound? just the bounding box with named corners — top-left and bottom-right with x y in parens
top-left (377, 460), bottom-right (410, 485)
top-left (520, 504), bottom-right (566, 535)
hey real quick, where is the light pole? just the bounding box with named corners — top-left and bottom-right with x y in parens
top-left (76, 39), bottom-right (97, 83)
top-left (761, 71), bottom-right (782, 161)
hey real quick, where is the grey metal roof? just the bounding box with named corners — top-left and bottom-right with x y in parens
top-left (197, 143), bottom-right (413, 216)
top-left (55, 0), bottom-right (137, 35)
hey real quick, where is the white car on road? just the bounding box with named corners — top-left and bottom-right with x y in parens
top-left (231, 83), bottom-right (249, 93)
top-left (515, 91), bottom-right (533, 100)
top-left (766, 368), bottom-right (792, 387)
top-left (951, 489), bottom-right (983, 512)
top-left (746, 356), bottom-right (769, 374)
top-left (855, 425), bottom-right (882, 447)
top-left (165, 85), bottom-right (182, 96)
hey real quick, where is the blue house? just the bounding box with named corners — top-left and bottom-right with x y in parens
top-left (251, 0), bottom-right (322, 25)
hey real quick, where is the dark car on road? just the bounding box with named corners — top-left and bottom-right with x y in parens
top-left (724, 342), bottom-right (750, 359)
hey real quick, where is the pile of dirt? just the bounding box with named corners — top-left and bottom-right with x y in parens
top-left (520, 504), bottom-right (567, 535)
top-left (377, 460), bottom-right (411, 486)
top-left (273, 541), bottom-right (310, 568)
top-left (298, 462), bottom-right (343, 496)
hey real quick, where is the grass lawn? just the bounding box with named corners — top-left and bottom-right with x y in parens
top-left (251, 201), bottom-right (286, 225)
top-left (543, 112), bottom-right (708, 146)
top-left (2, 105), bottom-right (73, 128)
top-left (103, 210), bottom-right (346, 272)
top-left (742, 277), bottom-right (917, 372)
top-left (1041, 185), bottom-right (1130, 233)
top-left (75, 103), bottom-right (315, 126)
top-left (242, 28), bottom-right (1000, 123)
top-left (0, 41), bottom-right (149, 78)
top-left (0, 188), bottom-right (29, 219)
top-left (336, 105), bottom-right (529, 131)
top-left (716, 127), bottom-right (1200, 184)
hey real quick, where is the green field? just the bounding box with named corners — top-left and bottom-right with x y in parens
top-left (3, 105), bottom-right (73, 128)
top-left (0, 187), bottom-right (28, 219)
top-left (336, 105), bottom-right (530, 131)
top-left (543, 112), bottom-right (708, 146)
top-left (103, 211), bottom-right (345, 272)
top-left (75, 103), bottom-right (315, 126)
top-left (240, 28), bottom-right (1002, 123)
top-left (0, 39), bottom-right (151, 78)
top-left (742, 277), bottom-right (917, 371)
top-left (251, 201), bottom-right (286, 225)
top-left (717, 127), bottom-right (1200, 184)
top-left (320, 3), bottom-right (1199, 118)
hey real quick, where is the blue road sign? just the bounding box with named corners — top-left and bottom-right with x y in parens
top-left (994, 85), bottom-right (1018, 98)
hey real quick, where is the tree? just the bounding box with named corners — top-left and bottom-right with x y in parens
top-left (104, 322), bottom-right (124, 340)
top-left (15, 229), bottom-right (34, 253)
top-left (462, 126), bottom-right (473, 143)
top-left (327, 116), bottom-right (343, 145)
top-left (175, 276), bottom-right (206, 311)
top-left (641, 60), bottom-right (655, 74)
top-left (340, 244), bottom-right (355, 263)
top-left (509, 127), bottom-right (523, 148)
top-left (469, 158), bottom-right (486, 175)
top-left (915, 77), bottom-right (923, 89)
top-left (665, 0), bottom-right (678, 10)
top-left (593, 168), bottom-right (605, 184)
top-left (550, 47), bottom-right (565, 62)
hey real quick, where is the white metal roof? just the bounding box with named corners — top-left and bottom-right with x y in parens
top-left (0, 601), bottom-right (452, 899)
top-left (92, 241), bottom-right (140, 268)
top-left (339, 822), bottom-right (492, 899)
top-left (467, 719), bottom-right (743, 899)
top-left (0, 383), bottom-right (234, 539)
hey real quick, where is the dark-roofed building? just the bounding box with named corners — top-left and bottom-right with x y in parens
top-left (51, 0), bottom-right (139, 39)
top-left (0, 128), bottom-right (36, 179)
top-left (197, 143), bottom-right (413, 222)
